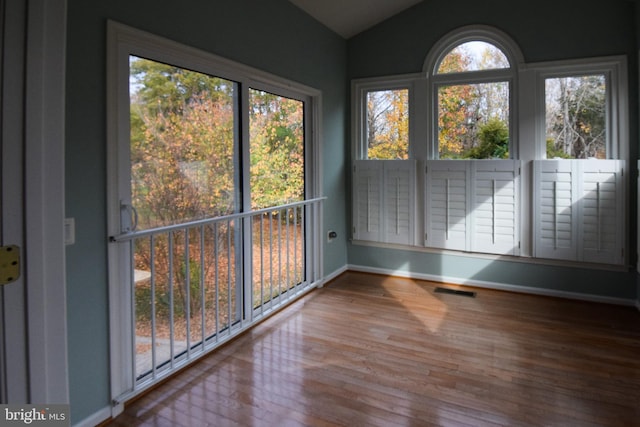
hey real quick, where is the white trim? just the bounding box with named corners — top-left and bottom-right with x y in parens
top-left (350, 32), bottom-right (629, 268)
top-left (348, 264), bottom-right (636, 307)
top-left (351, 73), bottom-right (420, 161)
top-left (423, 25), bottom-right (525, 78)
top-left (526, 55), bottom-right (629, 161)
top-left (23, 0), bottom-right (69, 404)
top-left (423, 26), bottom-right (522, 161)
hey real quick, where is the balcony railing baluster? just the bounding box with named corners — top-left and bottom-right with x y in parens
top-left (112, 198), bottom-right (324, 390)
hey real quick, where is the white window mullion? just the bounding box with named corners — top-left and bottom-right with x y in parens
top-left (240, 83), bottom-right (253, 325)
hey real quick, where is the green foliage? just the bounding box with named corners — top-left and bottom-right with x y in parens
top-left (546, 138), bottom-right (572, 159)
top-left (464, 118), bottom-right (509, 159)
top-left (436, 45), bottom-right (510, 159)
top-left (130, 56), bottom-right (233, 115)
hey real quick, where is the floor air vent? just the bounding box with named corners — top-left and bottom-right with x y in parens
top-left (434, 287), bottom-right (476, 297)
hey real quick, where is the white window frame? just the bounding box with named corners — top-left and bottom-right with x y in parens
top-left (527, 56), bottom-right (629, 265)
top-left (351, 75), bottom-right (418, 160)
top-left (106, 21), bottom-right (323, 416)
top-left (423, 25), bottom-right (524, 160)
top-left (350, 25), bottom-right (629, 269)
top-left (530, 56), bottom-right (628, 161)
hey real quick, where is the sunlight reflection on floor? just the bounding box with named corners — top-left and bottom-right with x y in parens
top-left (380, 274), bottom-right (448, 333)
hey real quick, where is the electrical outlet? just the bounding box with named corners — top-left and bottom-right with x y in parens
top-left (327, 230), bottom-right (337, 242)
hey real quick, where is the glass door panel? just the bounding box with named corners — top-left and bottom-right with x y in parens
top-left (248, 89), bottom-right (305, 310)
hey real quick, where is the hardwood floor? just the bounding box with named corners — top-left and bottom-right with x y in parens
top-left (109, 272), bottom-right (640, 426)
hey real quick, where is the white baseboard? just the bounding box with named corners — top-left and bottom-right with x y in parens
top-left (348, 264), bottom-right (637, 307)
top-left (72, 405), bottom-right (111, 427)
top-left (320, 264), bottom-right (348, 287)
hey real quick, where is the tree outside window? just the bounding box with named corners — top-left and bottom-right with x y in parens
top-left (545, 75), bottom-right (606, 159)
top-left (365, 89), bottom-right (409, 160)
top-left (435, 41), bottom-right (511, 159)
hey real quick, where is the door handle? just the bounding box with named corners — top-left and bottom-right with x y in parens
top-left (120, 202), bottom-right (138, 233)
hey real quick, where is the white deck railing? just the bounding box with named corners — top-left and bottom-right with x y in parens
top-left (111, 197), bottom-right (324, 390)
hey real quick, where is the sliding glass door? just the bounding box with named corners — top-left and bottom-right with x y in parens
top-left (107, 23), bottom-right (323, 407)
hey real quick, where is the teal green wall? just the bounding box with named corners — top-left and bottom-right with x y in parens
top-left (347, 0), bottom-right (639, 300)
top-left (348, 0), bottom-right (636, 77)
top-left (65, 0), bottom-right (347, 423)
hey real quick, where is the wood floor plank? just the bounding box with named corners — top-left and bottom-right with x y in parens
top-left (109, 271), bottom-right (640, 426)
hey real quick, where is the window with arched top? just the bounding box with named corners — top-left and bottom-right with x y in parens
top-left (436, 41), bottom-right (510, 73)
top-left (351, 24), bottom-right (628, 266)
top-left (425, 27), bottom-right (521, 160)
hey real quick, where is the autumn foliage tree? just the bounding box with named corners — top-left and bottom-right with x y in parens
top-left (129, 57), bottom-right (305, 323)
top-left (366, 89), bottom-right (409, 159)
top-left (130, 58), bottom-right (237, 229)
top-left (437, 49), bottom-right (477, 158)
top-left (249, 89), bottom-right (304, 209)
top-left (436, 43), bottom-right (510, 159)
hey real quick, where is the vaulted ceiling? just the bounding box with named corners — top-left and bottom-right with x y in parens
top-left (288, 0), bottom-right (424, 38)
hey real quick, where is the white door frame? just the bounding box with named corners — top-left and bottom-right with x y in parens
top-left (1, 0), bottom-right (69, 404)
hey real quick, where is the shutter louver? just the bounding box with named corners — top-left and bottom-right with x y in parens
top-left (383, 161), bottom-right (416, 245)
top-left (471, 160), bottom-right (520, 255)
top-left (533, 160), bottom-right (577, 261)
top-left (579, 160), bottom-right (624, 265)
top-left (353, 160), bottom-right (383, 242)
top-left (353, 160), bottom-right (416, 244)
top-left (425, 161), bottom-right (469, 250)
top-left (533, 160), bottom-right (624, 265)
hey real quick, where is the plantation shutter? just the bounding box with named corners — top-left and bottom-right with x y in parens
top-left (579, 160), bottom-right (624, 265)
top-left (353, 160), bottom-right (384, 242)
top-left (470, 160), bottom-right (521, 255)
top-left (533, 160), bottom-right (624, 265)
top-left (383, 160), bottom-right (416, 245)
top-left (533, 160), bottom-right (578, 261)
top-left (425, 161), bottom-right (469, 250)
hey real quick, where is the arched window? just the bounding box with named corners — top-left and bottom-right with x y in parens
top-left (351, 25), bottom-right (628, 265)
top-left (425, 26), bottom-right (522, 159)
